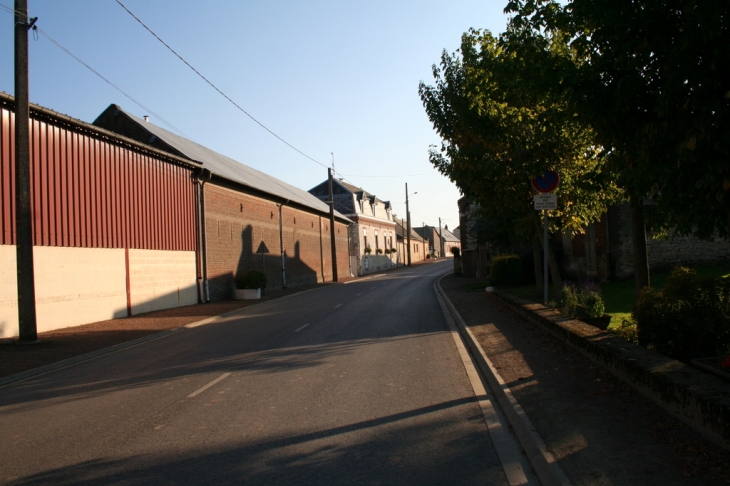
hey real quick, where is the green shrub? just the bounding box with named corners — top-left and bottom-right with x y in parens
top-left (560, 284), bottom-right (580, 316)
top-left (236, 270), bottom-right (267, 290)
top-left (489, 254), bottom-right (522, 286)
top-left (560, 280), bottom-right (605, 318)
top-left (610, 318), bottom-right (639, 344)
top-left (450, 247), bottom-right (461, 257)
top-left (633, 267), bottom-right (730, 362)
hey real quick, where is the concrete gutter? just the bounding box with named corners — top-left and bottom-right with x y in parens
top-left (493, 290), bottom-right (730, 450)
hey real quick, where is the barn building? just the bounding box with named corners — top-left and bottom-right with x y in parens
top-left (0, 94), bottom-right (350, 339)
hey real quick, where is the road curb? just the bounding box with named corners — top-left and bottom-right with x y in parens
top-left (436, 275), bottom-right (572, 486)
top-left (0, 286), bottom-right (325, 389)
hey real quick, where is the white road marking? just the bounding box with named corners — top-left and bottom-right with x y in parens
top-left (343, 274), bottom-right (386, 284)
top-left (295, 323), bottom-right (310, 332)
top-left (187, 372), bottom-right (231, 398)
top-left (335, 304), bottom-right (343, 308)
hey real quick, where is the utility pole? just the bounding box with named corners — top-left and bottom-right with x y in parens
top-left (15, 0), bottom-right (38, 342)
top-left (405, 183), bottom-right (411, 266)
top-left (328, 168), bottom-right (338, 282)
top-left (439, 217), bottom-right (443, 257)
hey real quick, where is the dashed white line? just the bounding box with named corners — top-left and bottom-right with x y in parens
top-left (335, 304), bottom-right (343, 308)
top-left (187, 372), bottom-right (231, 398)
top-left (295, 323), bottom-right (310, 332)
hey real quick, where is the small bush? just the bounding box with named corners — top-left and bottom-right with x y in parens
top-left (633, 267), bottom-right (730, 362)
top-left (236, 270), bottom-right (267, 290)
top-left (560, 280), bottom-right (605, 318)
top-left (489, 254), bottom-right (522, 286)
top-left (610, 318), bottom-right (639, 344)
top-left (450, 247), bottom-right (461, 257)
top-left (364, 246), bottom-right (372, 254)
top-left (426, 254), bottom-right (431, 259)
top-left (375, 248), bottom-right (383, 255)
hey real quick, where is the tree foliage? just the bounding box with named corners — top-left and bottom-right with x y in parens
top-left (506, 0), bottom-right (730, 238)
top-left (419, 28), bottom-right (620, 244)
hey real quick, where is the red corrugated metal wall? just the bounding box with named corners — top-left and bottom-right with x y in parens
top-left (0, 106), bottom-right (196, 251)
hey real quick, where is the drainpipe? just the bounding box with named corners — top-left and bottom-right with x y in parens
top-left (194, 168), bottom-right (212, 302)
top-left (278, 201), bottom-right (289, 288)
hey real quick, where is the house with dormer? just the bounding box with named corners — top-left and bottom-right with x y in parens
top-left (309, 180), bottom-right (397, 275)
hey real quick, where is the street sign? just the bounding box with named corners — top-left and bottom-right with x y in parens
top-left (531, 170), bottom-right (560, 193)
top-left (534, 193), bottom-right (557, 210)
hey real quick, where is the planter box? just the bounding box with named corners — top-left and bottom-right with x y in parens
top-left (235, 288), bottom-right (261, 300)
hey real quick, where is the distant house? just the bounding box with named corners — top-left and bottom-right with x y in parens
top-left (413, 225), bottom-right (444, 258)
top-left (309, 180), bottom-right (396, 275)
top-left (94, 104), bottom-right (352, 301)
top-left (395, 220), bottom-right (427, 264)
top-left (440, 225), bottom-right (461, 256)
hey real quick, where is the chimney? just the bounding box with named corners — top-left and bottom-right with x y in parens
top-left (143, 116), bottom-right (149, 122)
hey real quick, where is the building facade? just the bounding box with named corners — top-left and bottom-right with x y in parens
top-left (309, 180), bottom-right (397, 276)
top-left (0, 94), bottom-right (200, 338)
top-left (95, 105), bottom-right (351, 301)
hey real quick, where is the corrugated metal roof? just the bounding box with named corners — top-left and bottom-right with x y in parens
top-left (113, 106), bottom-right (349, 222)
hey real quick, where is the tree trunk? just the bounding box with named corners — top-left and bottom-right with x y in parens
top-left (630, 197), bottom-right (650, 296)
top-left (532, 234), bottom-right (544, 295)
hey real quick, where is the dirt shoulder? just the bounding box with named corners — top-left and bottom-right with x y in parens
top-left (439, 273), bottom-right (730, 486)
top-left (0, 284), bottom-right (327, 379)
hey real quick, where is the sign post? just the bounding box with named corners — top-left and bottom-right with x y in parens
top-left (531, 171), bottom-right (559, 306)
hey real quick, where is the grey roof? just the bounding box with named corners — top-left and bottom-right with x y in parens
top-left (440, 228), bottom-right (460, 242)
top-left (113, 106), bottom-right (349, 222)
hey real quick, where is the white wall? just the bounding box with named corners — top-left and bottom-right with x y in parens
top-left (0, 246), bottom-right (197, 339)
top-left (128, 249), bottom-right (197, 315)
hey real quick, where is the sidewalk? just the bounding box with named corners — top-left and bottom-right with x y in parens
top-left (438, 273), bottom-right (730, 485)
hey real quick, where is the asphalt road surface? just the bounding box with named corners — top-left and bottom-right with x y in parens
top-left (0, 261), bottom-right (512, 485)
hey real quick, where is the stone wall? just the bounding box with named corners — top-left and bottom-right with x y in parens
top-left (609, 203), bottom-right (730, 279)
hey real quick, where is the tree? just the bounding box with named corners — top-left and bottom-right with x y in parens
top-left (506, 0), bottom-right (730, 294)
top-left (419, 28), bottom-right (620, 292)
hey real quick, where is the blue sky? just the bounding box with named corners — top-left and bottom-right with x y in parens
top-left (1, 1), bottom-right (511, 231)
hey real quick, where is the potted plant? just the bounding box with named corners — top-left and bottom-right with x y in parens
top-left (375, 248), bottom-right (383, 255)
top-left (364, 246), bottom-right (372, 254)
top-left (235, 270), bottom-right (267, 300)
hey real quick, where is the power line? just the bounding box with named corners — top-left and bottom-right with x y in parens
top-left (114, 0), bottom-right (328, 169)
top-left (0, 4), bottom-right (191, 138)
top-left (36, 28), bottom-right (192, 138)
top-left (339, 173), bottom-right (432, 178)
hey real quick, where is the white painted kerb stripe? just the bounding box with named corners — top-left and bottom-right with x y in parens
top-left (187, 372), bottom-right (231, 398)
top-left (295, 323), bottom-right (310, 332)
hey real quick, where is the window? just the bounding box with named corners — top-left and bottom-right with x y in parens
top-left (375, 230), bottom-right (379, 249)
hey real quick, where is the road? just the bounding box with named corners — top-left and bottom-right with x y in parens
top-left (0, 261), bottom-right (517, 485)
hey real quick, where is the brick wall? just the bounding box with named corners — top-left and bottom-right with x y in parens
top-left (204, 183), bottom-right (349, 301)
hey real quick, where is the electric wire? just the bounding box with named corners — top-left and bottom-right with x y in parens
top-left (114, 0), bottom-right (328, 169)
top-left (0, 4), bottom-right (191, 138)
top-left (36, 28), bottom-right (192, 138)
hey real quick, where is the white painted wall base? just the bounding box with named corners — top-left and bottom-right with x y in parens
top-left (0, 245), bottom-right (197, 339)
top-left (128, 249), bottom-right (198, 316)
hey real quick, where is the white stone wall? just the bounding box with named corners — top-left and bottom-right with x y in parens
top-left (0, 246), bottom-right (197, 339)
top-left (128, 249), bottom-right (198, 315)
top-left (0, 246), bottom-right (127, 338)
